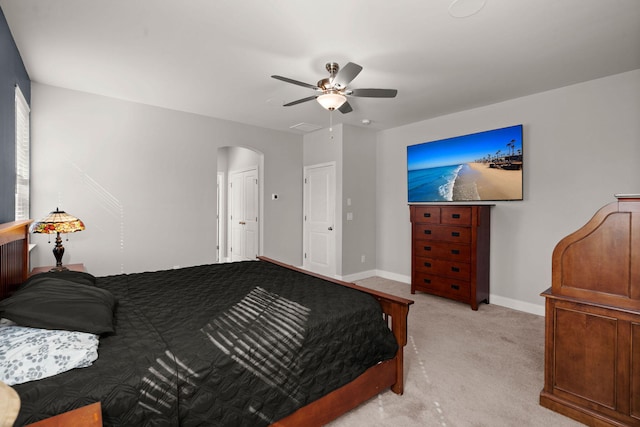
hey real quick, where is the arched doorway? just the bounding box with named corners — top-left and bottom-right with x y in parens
top-left (217, 146), bottom-right (264, 262)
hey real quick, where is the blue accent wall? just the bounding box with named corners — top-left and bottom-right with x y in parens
top-left (0, 6), bottom-right (30, 223)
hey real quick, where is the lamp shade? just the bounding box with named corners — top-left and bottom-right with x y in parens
top-left (30, 208), bottom-right (85, 234)
top-left (317, 93), bottom-right (347, 111)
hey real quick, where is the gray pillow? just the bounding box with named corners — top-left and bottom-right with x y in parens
top-left (25, 270), bottom-right (97, 286)
top-left (0, 276), bottom-right (116, 335)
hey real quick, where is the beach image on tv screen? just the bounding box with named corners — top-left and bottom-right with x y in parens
top-left (407, 125), bottom-right (523, 202)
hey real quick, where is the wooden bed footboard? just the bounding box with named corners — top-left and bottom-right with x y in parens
top-left (258, 256), bottom-right (413, 426)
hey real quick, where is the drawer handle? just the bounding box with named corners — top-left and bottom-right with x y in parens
top-left (423, 278), bottom-right (431, 284)
top-left (451, 266), bottom-right (460, 272)
top-left (452, 214), bottom-right (460, 219)
top-left (451, 231), bottom-right (460, 237)
top-left (424, 229), bottom-right (432, 235)
top-left (451, 249), bottom-right (460, 255)
top-left (451, 284), bottom-right (460, 290)
top-left (424, 262), bottom-right (432, 267)
top-left (423, 213), bottom-right (431, 218)
top-left (423, 246), bottom-right (431, 251)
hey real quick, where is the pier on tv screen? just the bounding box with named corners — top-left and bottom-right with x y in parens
top-left (407, 124), bottom-right (523, 203)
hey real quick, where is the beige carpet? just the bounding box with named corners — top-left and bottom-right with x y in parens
top-left (327, 277), bottom-right (584, 427)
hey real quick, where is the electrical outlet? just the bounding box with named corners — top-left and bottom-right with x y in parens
top-left (361, 255), bottom-right (365, 263)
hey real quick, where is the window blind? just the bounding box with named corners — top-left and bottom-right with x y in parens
top-left (15, 85), bottom-right (30, 220)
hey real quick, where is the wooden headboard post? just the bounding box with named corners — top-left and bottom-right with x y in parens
top-left (0, 220), bottom-right (32, 300)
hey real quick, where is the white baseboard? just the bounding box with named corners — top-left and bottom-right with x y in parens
top-left (340, 270), bottom-right (378, 282)
top-left (341, 269), bottom-right (412, 285)
top-left (374, 270), bottom-right (411, 284)
top-left (489, 294), bottom-right (545, 316)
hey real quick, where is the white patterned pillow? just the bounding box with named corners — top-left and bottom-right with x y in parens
top-left (0, 324), bottom-right (99, 386)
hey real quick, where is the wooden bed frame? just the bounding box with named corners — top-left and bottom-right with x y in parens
top-left (0, 220), bottom-right (413, 427)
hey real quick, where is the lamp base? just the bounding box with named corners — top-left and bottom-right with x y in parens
top-left (48, 265), bottom-right (69, 272)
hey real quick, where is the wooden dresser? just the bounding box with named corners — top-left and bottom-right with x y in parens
top-left (410, 204), bottom-right (491, 310)
top-left (540, 194), bottom-right (640, 427)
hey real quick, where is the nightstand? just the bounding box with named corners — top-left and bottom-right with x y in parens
top-left (25, 402), bottom-right (102, 426)
top-left (30, 263), bottom-right (86, 276)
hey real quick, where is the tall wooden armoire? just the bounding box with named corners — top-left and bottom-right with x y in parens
top-left (540, 194), bottom-right (640, 426)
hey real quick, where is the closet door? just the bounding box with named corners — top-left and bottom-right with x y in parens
top-left (229, 168), bottom-right (259, 262)
top-left (303, 163), bottom-right (336, 277)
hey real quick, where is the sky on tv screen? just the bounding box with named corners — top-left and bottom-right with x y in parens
top-left (407, 125), bottom-right (523, 171)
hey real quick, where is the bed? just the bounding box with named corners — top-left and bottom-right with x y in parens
top-left (0, 220), bottom-right (413, 426)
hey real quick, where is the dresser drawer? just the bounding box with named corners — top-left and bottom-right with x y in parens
top-left (414, 257), bottom-right (471, 280)
top-left (413, 272), bottom-right (471, 300)
top-left (414, 224), bottom-right (471, 243)
top-left (413, 240), bottom-right (471, 261)
top-left (441, 207), bottom-right (472, 225)
top-left (411, 206), bottom-right (440, 223)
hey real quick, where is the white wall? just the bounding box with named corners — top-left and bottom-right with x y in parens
top-left (376, 70), bottom-right (640, 314)
top-left (30, 83), bottom-right (303, 276)
top-left (302, 124), bottom-right (379, 277)
top-left (28, 70), bottom-right (640, 313)
top-left (342, 125), bottom-right (377, 276)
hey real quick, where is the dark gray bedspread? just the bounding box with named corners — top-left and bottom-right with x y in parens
top-left (14, 260), bottom-right (397, 426)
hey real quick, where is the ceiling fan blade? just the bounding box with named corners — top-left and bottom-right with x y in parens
top-left (332, 62), bottom-right (363, 88)
top-left (283, 95), bottom-right (318, 106)
top-left (338, 101), bottom-right (353, 114)
top-left (271, 75), bottom-right (320, 91)
top-left (349, 88), bottom-right (398, 98)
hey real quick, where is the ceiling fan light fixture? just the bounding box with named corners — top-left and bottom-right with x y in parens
top-left (317, 93), bottom-right (347, 111)
top-left (273, 61), bottom-right (397, 114)
top-left (448, 0), bottom-right (487, 18)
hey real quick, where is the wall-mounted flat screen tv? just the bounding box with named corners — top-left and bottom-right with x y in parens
top-left (407, 124), bottom-right (523, 203)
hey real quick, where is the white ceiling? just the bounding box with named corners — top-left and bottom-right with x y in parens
top-left (2, 0), bottom-right (639, 134)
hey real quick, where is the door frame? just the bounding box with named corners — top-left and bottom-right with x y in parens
top-left (217, 172), bottom-right (225, 262)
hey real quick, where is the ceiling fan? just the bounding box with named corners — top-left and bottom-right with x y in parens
top-left (271, 62), bottom-right (398, 114)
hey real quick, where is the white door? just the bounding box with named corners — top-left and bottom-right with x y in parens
top-left (303, 163), bottom-right (336, 276)
top-left (229, 168), bottom-right (259, 261)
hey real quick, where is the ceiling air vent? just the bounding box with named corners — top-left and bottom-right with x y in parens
top-left (289, 122), bottom-right (323, 133)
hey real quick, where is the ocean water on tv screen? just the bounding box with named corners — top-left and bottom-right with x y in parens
top-left (408, 164), bottom-right (463, 202)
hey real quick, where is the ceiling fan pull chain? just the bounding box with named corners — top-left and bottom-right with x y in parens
top-left (329, 110), bottom-right (334, 140)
